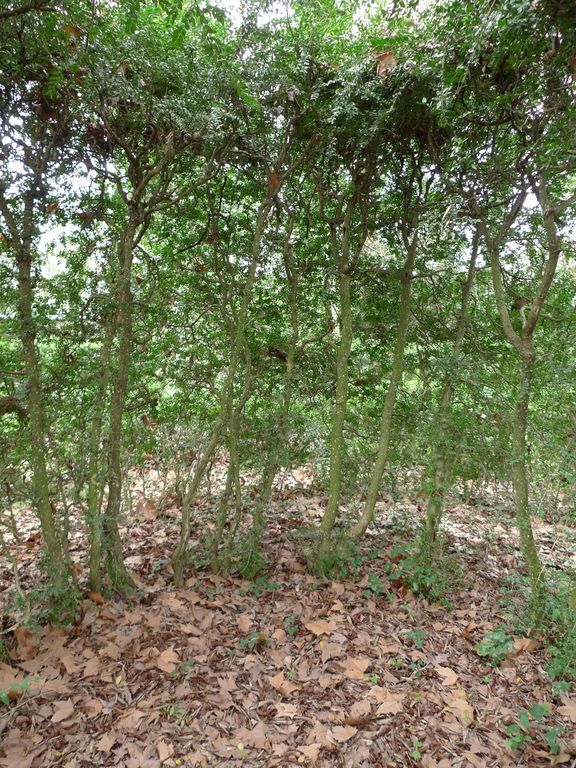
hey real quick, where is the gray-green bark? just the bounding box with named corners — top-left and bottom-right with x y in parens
top-left (249, 216), bottom-right (299, 555)
top-left (478, 181), bottom-right (561, 622)
top-left (0, 186), bottom-right (70, 591)
top-left (350, 232), bottom-right (418, 541)
top-left (86, 310), bottom-right (117, 592)
top-left (171, 198), bottom-right (273, 585)
top-left (318, 221), bottom-right (355, 559)
top-left (419, 231), bottom-right (479, 555)
top-left (102, 214), bottom-right (139, 593)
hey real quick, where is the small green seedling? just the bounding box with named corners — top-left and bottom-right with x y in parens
top-left (475, 627), bottom-right (514, 666)
top-left (405, 629), bottom-right (427, 650)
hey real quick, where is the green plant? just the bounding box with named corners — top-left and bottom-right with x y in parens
top-left (385, 547), bottom-right (460, 604)
top-left (475, 627), bottom-right (514, 666)
top-left (412, 739), bottom-right (422, 761)
top-left (162, 702), bottom-right (189, 727)
top-left (363, 573), bottom-right (387, 599)
top-left (284, 615), bottom-right (299, 636)
top-left (405, 629), bottom-right (427, 650)
top-left (0, 675), bottom-right (38, 705)
top-left (505, 703), bottom-right (563, 755)
top-left (179, 658), bottom-right (196, 676)
top-left (237, 577), bottom-right (280, 597)
top-left (238, 632), bottom-right (268, 652)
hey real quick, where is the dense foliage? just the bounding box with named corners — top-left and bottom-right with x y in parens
top-left (1, 0), bottom-right (575, 643)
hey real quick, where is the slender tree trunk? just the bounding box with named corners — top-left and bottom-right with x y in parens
top-left (102, 216), bottom-right (139, 593)
top-left (318, 264), bottom-right (353, 559)
top-left (350, 237), bottom-right (417, 541)
top-left (16, 250), bottom-right (69, 589)
top-left (419, 233), bottom-right (478, 555)
top-left (512, 345), bottom-right (546, 621)
top-left (171, 199), bottom-right (272, 585)
top-left (249, 221), bottom-right (299, 557)
top-left (86, 310), bottom-right (117, 591)
top-left (477, 185), bottom-right (559, 624)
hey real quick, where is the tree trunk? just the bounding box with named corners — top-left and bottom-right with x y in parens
top-left (102, 216), bottom-right (139, 593)
top-left (86, 310), bottom-right (117, 592)
top-left (318, 265), bottom-right (353, 559)
top-left (171, 199), bottom-right (272, 585)
top-left (350, 237), bottom-right (417, 541)
top-left (419, 233), bottom-right (478, 556)
top-left (249, 224), bottom-right (299, 558)
top-left (512, 346), bottom-right (546, 621)
top-left (16, 250), bottom-right (69, 589)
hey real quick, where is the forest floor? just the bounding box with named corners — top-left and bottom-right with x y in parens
top-left (1, 469), bottom-right (576, 768)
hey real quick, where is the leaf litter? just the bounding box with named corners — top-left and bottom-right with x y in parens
top-left (1, 471), bottom-right (576, 767)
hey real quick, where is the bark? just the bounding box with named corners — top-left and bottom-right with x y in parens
top-left (419, 231), bottom-right (479, 555)
top-left (318, 243), bottom-right (353, 558)
top-left (477, 181), bottom-right (561, 623)
top-left (350, 232), bottom-right (418, 541)
top-left (318, 180), bottom-right (370, 560)
top-left (86, 310), bottom-right (117, 591)
top-left (102, 214), bottom-right (139, 593)
top-left (249, 216), bottom-right (299, 555)
top-left (0, 184), bottom-right (70, 591)
top-left (171, 199), bottom-right (272, 585)
top-left (511, 346), bottom-right (546, 621)
top-left (16, 249), bottom-right (69, 587)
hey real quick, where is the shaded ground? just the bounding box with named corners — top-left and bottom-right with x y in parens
top-left (1, 473), bottom-right (576, 767)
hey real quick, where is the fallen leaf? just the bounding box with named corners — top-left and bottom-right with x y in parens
top-left (275, 702), bottom-right (298, 718)
top-left (443, 690), bottom-right (474, 725)
top-left (304, 618), bottom-right (338, 636)
top-left (436, 666), bottom-right (458, 686)
top-left (557, 699), bottom-right (576, 723)
top-left (157, 740), bottom-right (174, 762)
top-left (298, 744), bottom-right (321, 760)
top-left (51, 698), bottom-right (75, 723)
top-left (513, 637), bottom-right (539, 654)
top-left (268, 671), bottom-right (299, 697)
top-left (343, 657), bottom-right (370, 679)
top-left (96, 732), bottom-right (117, 752)
top-left (236, 615), bottom-right (252, 633)
top-left (330, 724), bottom-right (357, 742)
top-left (156, 648), bottom-right (179, 673)
top-left (115, 708), bottom-right (146, 730)
top-left (320, 641), bottom-right (344, 662)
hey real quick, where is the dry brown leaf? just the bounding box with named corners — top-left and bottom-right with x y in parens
top-left (82, 657), bottom-right (100, 678)
top-left (156, 648), bottom-right (179, 673)
top-left (513, 637), bottom-right (539, 654)
top-left (96, 732), bottom-right (117, 752)
top-left (275, 702), bottom-right (298, 718)
top-left (330, 724), bottom-right (357, 742)
top-left (343, 657), bottom-right (370, 679)
top-left (320, 640), bottom-right (344, 662)
top-left (304, 618), bottom-right (338, 636)
top-left (368, 685), bottom-right (405, 714)
top-left (557, 699), bottom-right (576, 723)
top-left (157, 740), bottom-right (174, 762)
top-left (436, 666), bottom-right (459, 686)
top-left (380, 642), bottom-right (400, 654)
top-left (82, 698), bottom-right (103, 717)
top-left (268, 671), bottom-right (299, 697)
top-left (349, 699), bottom-right (372, 718)
top-left (115, 708), bottom-right (146, 730)
top-left (87, 591), bottom-right (105, 605)
top-left (376, 52), bottom-right (396, 76)
top-left (51, 698), bottom-right (75, 723)
top-left (443, 690), bottom-right (474, 725)
top-left (236, 614), bottom-right (252, 633)
top-left (298, 744), bottom-right (322, 760)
